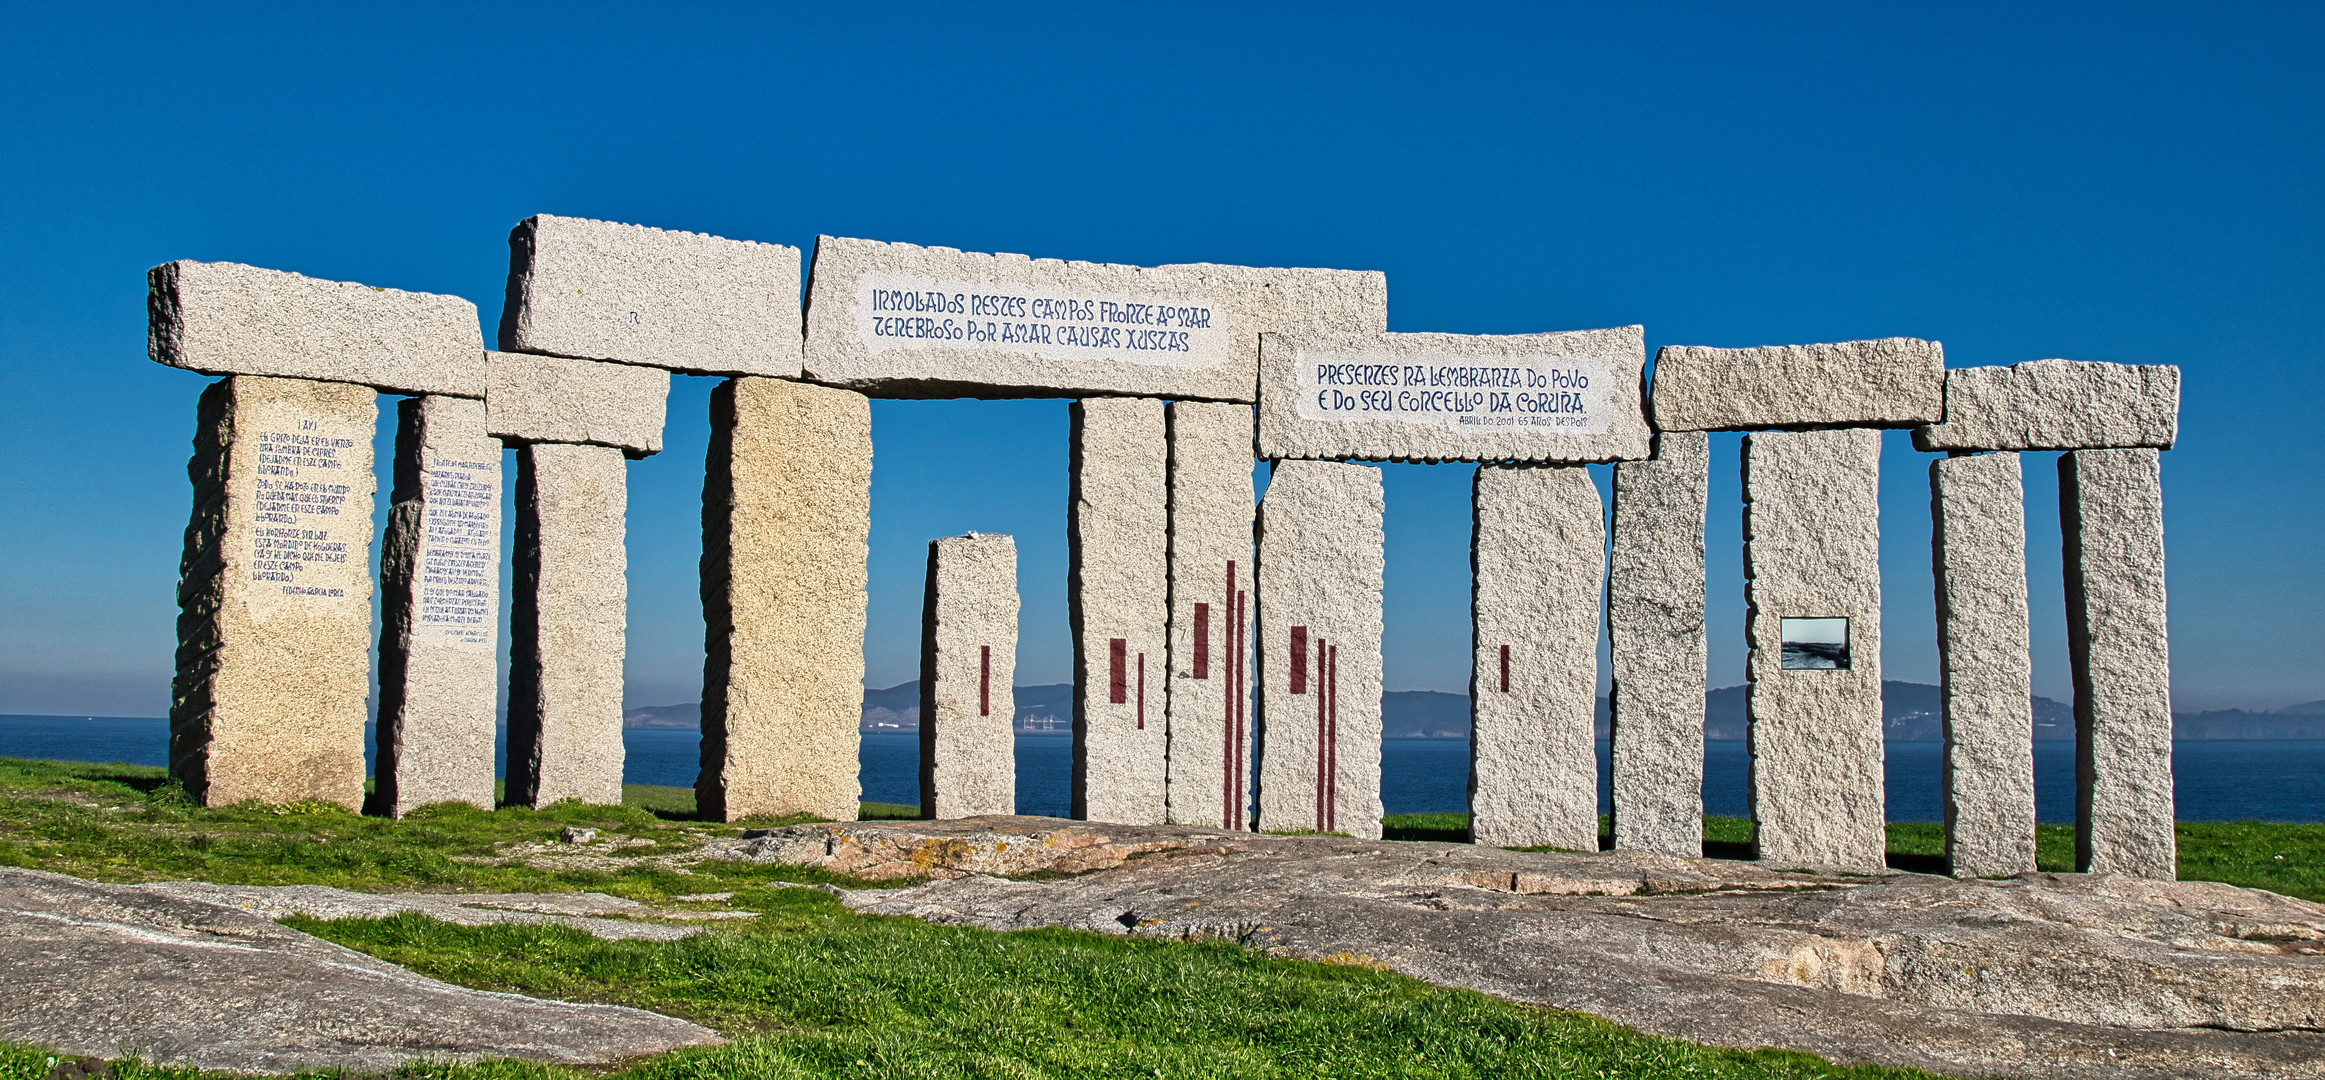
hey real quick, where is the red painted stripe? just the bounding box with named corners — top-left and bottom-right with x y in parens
top-left (1193, 603), bottom-right (1210, 680)
top-left (1136, 652), bottom-right (1146, 730)
top-left (979, 645), bottom-right (991, 717)
top-left (1316, 634), bottom-right (1328, 832)
top-left (1234, 588), bottom-right (1247, 832)
top-left (1499, 643), bottom-right (1510, 693)
top-left (1221, 562), bottom-right (1235, 829)
top-left (1327, 643), bottom-right (1339, 833)
top-left (1109, 638), bottom-right (1128, 705)
top-left (1290, 625), bottom-right (1308, 695)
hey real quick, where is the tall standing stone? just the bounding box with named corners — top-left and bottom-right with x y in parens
top-left (920, 533), bottom-right (1018, 819)
top-left (1165, 402), bottom-right (1255, 830)
top-left (1255, 460), bottom-right (1386, 840)
top-left (373, 395), bottom-right (501, 817)
top-left (698, 377), bottom-right (872, 822)
top-left (1469, 464), bottom-right (1605, 851)
top-left (171, 376), bottom-right (377, 809)
top-left (506, 442), bottom-right (628, 808)
top-left (1608, 431), bottom-right (1710, 858)
top-left (1069, 397), bottom-right (1169, 823)
top-left (1743, 428), bottom-right (1886, 873)
top-left (2061, 449), bottom-right (2175, 877)
top-left (1933, 452), bottom-right (2036, 877)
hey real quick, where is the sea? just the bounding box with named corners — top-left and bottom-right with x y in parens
top-left (5, 715), bottom-right (2322, 822)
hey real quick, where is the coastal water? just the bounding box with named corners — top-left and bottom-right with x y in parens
top-left (6, 715), bottom-right (2322, 823)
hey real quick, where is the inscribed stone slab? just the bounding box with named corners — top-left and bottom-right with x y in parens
top-left (1469, 464), bottom-right (1604, 851)
top-left (1914, 360), bottom-right (2180, 452)
top-left (374, 395), bottom-right (502, 816)
top-left (1743, 428), bottom-right (1886, 872)
top-left (1164, 402), bottom-right (1255, 830)
top-left (507, 443), bottom-right (628, 808)
top-left (1069, 398), bottom-right (1169, 824)
top-left (1255, 460), bottom-right (1386, 840)
top-left (921, 534), bottom-right (1018, 819)
top-left (149, 261), bottom-right (484, 397)
top-left (801, 236), bottom-right (1384, 401)
top-left (1932, 452), bottom-right (2035, 877)
top-left (485, 350), bottom-right (671, 455)
top-left (1608, 431), bottom-right (1710, 858)
top-left (2061, 449), bottom-right (2175, 877)
top-left (1257, 326), bottom-right (1651, 464)
top-left (699, 377), bottom-right (871, 822)
top-left (1650, 338), bottom-right (1944, 432)
top-left (171, 376), bottom-right (376, 809)
top-left (499, 214), bottom-right (804, 378)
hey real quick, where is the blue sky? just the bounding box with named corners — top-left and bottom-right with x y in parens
top-left (0, 4), bottom-right (2317, 716)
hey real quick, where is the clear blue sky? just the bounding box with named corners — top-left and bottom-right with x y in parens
top-left (1, 4), bottom-right (2316, 717)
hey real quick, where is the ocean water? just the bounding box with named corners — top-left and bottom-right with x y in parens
top-left (5, 715), bottom-right (2322, 823)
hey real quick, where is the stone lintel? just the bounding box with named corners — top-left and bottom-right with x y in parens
top-left (172, 376), bottom-right (377, 809)
top-left (1164, 401), bottom-right (1255, 830)
top-left (1254, 459), bottom-right (1385, 841)
top-left (507, 442), bottom-right (628, 808)
top-left (149, 260), bottom-right (483, 397)
top-left (1470, 464), bottom-right (1604, 851)
top-left (484, 350), bottom-right (670, 456)
top-left (1914, 359), bottom-right (2180, 452)
top-left (699, 377), bottom-right (871, 822)
top-left (2061, 449), bottom-right (2175, 877)
top-left (921, 533), bottom-right (1018, 819)
top-left (1743, 427), bottom-right (1886, 873)
top-left (499, 214), bottom-right (805, 378)
top-left (374, 395), bottom-right (502, 817)
top-left (1069, 398), bottom-right (1169, 824)
top-left (1608, 431), bottom-right (1710, 858)
top-left (1650, 338), bottom-right (1944, 432)
top-left (1257, 327), bottom-right (1652, 464)
top-left (1933, 451), bottom-right (2036, 877)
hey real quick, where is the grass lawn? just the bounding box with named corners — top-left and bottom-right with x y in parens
top-left (2, 754), bottom-right (2317, 1079)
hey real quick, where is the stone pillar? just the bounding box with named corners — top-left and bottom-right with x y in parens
top-left (1255, 460), bottom-right (1386, 840)
top-left (171, 376), bottom-right (376, 809)
top-left (1469, 465), bottom-right (1605, 851)
top-left (1069, 397), bottom-right (1169, 824)
top-left (1933, 452), bottom-right (2036, 877)
top-left (1164, 402), bottom-right (1255, 830)
top-left (920, 533), bottom-right (1018, 818)
top-left (698, 377), bottom-right (872, 822)
top-left (1743, 428), bottom-right (1886, 872)
top-left (1608, 431), bottom-right (1710, 857)
top-left (506, 442), bottom-right (628, 808)
top-left (2061, 449), bottom-right (2174, 877)
top-left (373, 395), bottom-right (501, 817)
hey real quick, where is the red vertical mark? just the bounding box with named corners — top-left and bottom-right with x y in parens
top-left (1108, 638), bottom-right (1128, 704)
top-left (1327, 643), bottom-right (1340, 833)
top-left (1192, 603), bottom-right (1210, 680)
top-left (1234, 588), bottom-right (1247, 832)
top-left (1499, 644), bottom-right (1510, 693)
top-left (1315, 634), bottom-right (1329, 832)
top-left (1221, 561), bottom-right (1237, 831)
top-left (1290, 625), bottom-right (1308, 695)
top-left (1136, 652), bottom-right (1146, 730)
top-left (979, 645), bottom-right (991, 717)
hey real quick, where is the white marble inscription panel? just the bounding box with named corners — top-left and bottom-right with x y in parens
top-left (857, 273), bottom-right (1229, 371)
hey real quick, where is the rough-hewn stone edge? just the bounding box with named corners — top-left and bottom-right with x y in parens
top-left (1256, 328), bottom-right (1654, 464)
top-left (1648, 337), bottom-right (1945, 432)
top-left (484, 350), bottom-right (671, 456)
top-left (1912, 360), bottom-right (2181, 452)
top-left (148, 260), bottom-right (485, 397)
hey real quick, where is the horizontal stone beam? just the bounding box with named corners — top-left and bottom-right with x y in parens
top-left (484, 351), bottom-right (670, 455)
top-left (1257, 327), bottom-right (1652, 463)
top-left (802, 235), bottom-right (1384, 401)
top-left (498, 214), bottom-right (804, 378)
top-left (1913, 359), bottom-right (2180, 452)
top-left (148, 261), bottom-right (483, 397)
top-left (1650, 338), bottom-right (1944, 432)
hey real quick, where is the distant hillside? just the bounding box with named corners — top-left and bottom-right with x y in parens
top-left (620, 681), bottom-right (2325, 741)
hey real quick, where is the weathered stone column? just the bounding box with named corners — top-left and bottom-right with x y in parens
top-left (1743, 428), bottom-right (1887, 872)
top-left (1470, 464), bottom-right (1605, 851)
top-left (1255, 460), bottom-right (1386, 839)
top-left (1165, 402), bottom-right (1256, 830)
top-left (373, 395), bottom-right (501, 816)
top-left (172, 376), bottom-right (378, 809)
top-left (2062, 449), bottom-right (2175, 877)
top-left (1608, 431), bottom-right (1710, 858)
top-left (1069, 397), bottom-right (1169, 824)
top-left (698, 377), bottom-right (872, 823)
top-left (1932, 452), bottom-right (2035, 877)
top-left (487, 351), bottom-right (669, 809)
top-left (920, 533), bottom-right (1018, 819)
